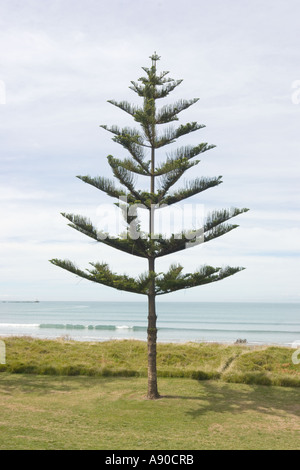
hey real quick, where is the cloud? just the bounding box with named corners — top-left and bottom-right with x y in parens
top-left (0, 0), bottom-right (299, 302)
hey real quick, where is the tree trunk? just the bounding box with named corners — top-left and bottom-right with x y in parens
top-left (147, 68), bottom-right (159, 399)
top-left (147, 257), bottom-right (159, 399)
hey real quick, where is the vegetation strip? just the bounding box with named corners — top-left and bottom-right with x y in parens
top-left (0, 337), bottom-right (299, 387)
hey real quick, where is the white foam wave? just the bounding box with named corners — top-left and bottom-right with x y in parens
top-left (0, 323), bottom-right (40, 329)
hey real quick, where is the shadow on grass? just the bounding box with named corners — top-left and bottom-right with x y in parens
top-left (0, 373), bottom-right (135, 395)
top-left (1, 373), bottom-right (299, 424)
top-left (184, 380), bottom-right (300, 420)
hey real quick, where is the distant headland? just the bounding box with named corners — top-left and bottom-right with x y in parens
top-left (1, 300), bottom-right (39, 303)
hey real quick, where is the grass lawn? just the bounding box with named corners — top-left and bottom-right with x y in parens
top-left (0, 373), bottom-right (299, 450)
top-left (0, 337), bottom-right (299, 449)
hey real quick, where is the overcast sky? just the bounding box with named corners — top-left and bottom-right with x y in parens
top-left (0, 0), bottom-right (300, 302)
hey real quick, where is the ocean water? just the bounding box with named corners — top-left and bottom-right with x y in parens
top-left (0, 301), bottom-right (299, 346)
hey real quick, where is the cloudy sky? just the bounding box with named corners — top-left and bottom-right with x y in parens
top-left (0, 0), bottom-right (299, 302)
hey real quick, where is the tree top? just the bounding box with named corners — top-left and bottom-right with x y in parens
top-left (150, 52), bottom-right (161, 65)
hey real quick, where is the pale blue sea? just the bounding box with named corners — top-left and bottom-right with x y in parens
top-left (0, 301), bottom-right (299, 346)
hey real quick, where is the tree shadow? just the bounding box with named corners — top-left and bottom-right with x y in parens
top-left (160, 394), bottom-right (205, 400)
top-left (1, 373), bottom-right (299, 424)
top-left (0, 372), bottom-right (139, 395)
top-left (183, 380), bottom-right (300, 420)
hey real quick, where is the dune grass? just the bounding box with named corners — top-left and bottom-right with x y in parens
top-left (0, 336), bottom-right (299, 387)
top-left (223, 346), bottom-right (300, 387)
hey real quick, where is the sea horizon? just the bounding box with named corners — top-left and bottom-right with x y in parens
top-left (2, 299), bottom-right (300, 304)
top-left (1, 300), bottom-right (299, 347)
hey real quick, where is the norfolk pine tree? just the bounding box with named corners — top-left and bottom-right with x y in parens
top-left (50, 53), bottom-right (249, 399)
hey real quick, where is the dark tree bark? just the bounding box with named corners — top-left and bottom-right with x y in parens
top-left (147, 258), bottom-right (159, 399)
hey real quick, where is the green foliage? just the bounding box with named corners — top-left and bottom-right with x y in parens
top-left (51, 53), bottom-right (248, 301)
top-left (107, 155), bottom-right (149, 176)
top-left (76, 175), bottom-right (126, 199)
top-left (155, 264), bottom-right (245, 295)
top-left (50, 259), bottom-right (151, 295)
top-left (154, 143), bottom-right (215, 175)
top-left (50, 257), bottom-right (244, 296)
top-left (158, 175), bottom-right (223, 206)
top-left (155, 99), bottom-right (199, 124)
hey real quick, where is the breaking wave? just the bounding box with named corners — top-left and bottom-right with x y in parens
top-left (39, 323), bottom-right (148, 331)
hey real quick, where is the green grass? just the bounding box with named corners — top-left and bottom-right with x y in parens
top-left (1, 336), bottom-right (299, 387)
top-left (223, 346), bottom-right (300, 387)
top-left (0, 374), bottom-right (299, 450)
top-left (1, 338), bottom-right (299, 449)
